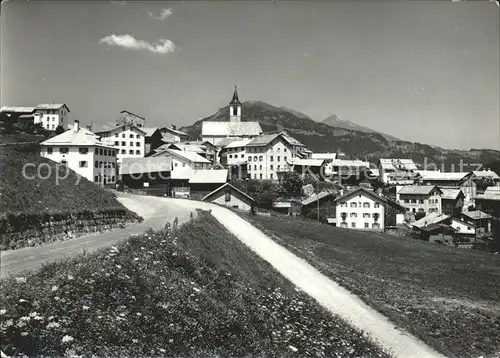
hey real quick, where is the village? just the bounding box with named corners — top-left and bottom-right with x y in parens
top-left (2, 86), bottom-right (499, 251)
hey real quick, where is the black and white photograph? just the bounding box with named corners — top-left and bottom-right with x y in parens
top-left (0, 0), bottom-right (499, 357)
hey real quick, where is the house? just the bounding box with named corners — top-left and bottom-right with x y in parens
top-left (473, 169), bottom-right (500, 192)
top-left (96, 124), bottom-right (146, 164)
top-left (160, 125), bottom-right (190, 143)
top-left (33, 103), bottom-right (70, 131)
top-left (40, 120), bottom-right (117, 185)
top-left (414, 223), bottom-right (456, 245)
top-left (327, 159), bottom-right (371, 184)
top-left (272, 198), bottom-right (303, 216)
top-left (440, 188), bottom-right (465, 217)
top-left (461, 210), bottom-right (492, 234)
top-left (117, 110), bottom-right (145, 128)
top-left (301, 190), bottom-right (337, 222)
top-left (451, 217), bottom-right (477, 238)
top-left (333, 187), bottom-right (388, 230)
top-left (287, 158), bottom-right (326, 179)
top-left (412, 212), bottom-right (451, 230)
top-left (475, 186), bottom-right (500, 217)
top-left (119, 157), bottom-right (172, 192)
top-left (0, 106), bottom-right (36, 127)
top-left (141, 127), bottom-right (163, 155)
top-left (189, 169), bottom-right (229, 200)
top-left (202, 183), bottom-right (255, 211)
top-left (223, 139), bottom-right (252, 179)
top-left (244, 132), bottom-right (306, 181)
top-left (311, 153), bottom-right (337, 162)
top-left (378, 158), bottom-right (418, 185)
top-left (201, 87), bottom-right (263, 143)
top-left (418, 171), bottom-right (476, 204)
top-left (396, 185), bottom-right (442, 216)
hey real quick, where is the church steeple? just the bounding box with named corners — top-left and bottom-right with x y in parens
top-left (229, 85), bottom-right (242, 122)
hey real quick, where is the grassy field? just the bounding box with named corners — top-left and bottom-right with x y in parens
top-left (0, 140), bottom-right (123, 216)
top-left (242, 214), bottom-right (500, 358)
top-left (0, 213), bottom-right (389, 357)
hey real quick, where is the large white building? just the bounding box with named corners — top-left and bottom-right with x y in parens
top-left (40, 120), bottom-right (117, 185)
top-left (378, 158), bottom-right (418, 184)
top-left (396, 185), bottom-right (443, 215)
top-left (33, 103), bottom-right (71, 131)
top-left (97, 125), bottom-right (146, 164)
top-left (333, 188), bottom-right (387, 230)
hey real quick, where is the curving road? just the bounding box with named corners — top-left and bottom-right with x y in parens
top-left (0, 192), bottom-right (445, 358)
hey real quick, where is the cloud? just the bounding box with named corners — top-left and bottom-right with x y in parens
top-left (148, 8), bottom-right (172, 20)
top-left (99, 34), bottom-right (176, 55)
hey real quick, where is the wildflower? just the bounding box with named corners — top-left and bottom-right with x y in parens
top-left (116, 265), bottom-right (122, 269)
top-left (67, 274), bottom-right (74, 280)
top-left (82, 306), bottom-right (90, 311)
top-left (51, 285), bottom-right (59, 292)
top-left (48, 316), bottom-right (55, 321)
top-left (61, 335), bottom-right (74, 343)
top-left (29, 311), bottom-right (39, 318)
top-left (19, 299), bottom-right (28, 303)
top-left (132, 339), bottom-right (138, 343)
top-left (21, 332), bottom-right (28, 336)
top-left (193, 287), bottom-right (201, 293)
top-left (54, 296), bottom-right (60, 301)
top-left (136, 312), bottom-right (142, 316)
top-left (19, 316), bottom-right (31, 322)
top-left (15, 277), bottom-right (27, 284)
top-left (134, 257), bottom-right (139, 261)
top-left (0, 309), bottom-right (6, 315)
top-left (159, 348), bottom-right (166, 353)
top-left (34, 315), bottom-right (43, 321)
top-left (168, 339), bottom-right (174, 343)
top-left (289, 345), bottom-right (298, 352)
top-left (46, 322), bottom-right (61, 329)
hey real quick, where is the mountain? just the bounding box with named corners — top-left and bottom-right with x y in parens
top-left (180, 101), bottom-right (500, 170)
top-left (321, 115), bottom-right (400, 141)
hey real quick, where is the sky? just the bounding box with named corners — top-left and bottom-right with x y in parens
top-left (1, 0), bottom-right (499, 150)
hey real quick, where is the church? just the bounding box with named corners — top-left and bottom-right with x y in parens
top-left (201, 86), bottom-right (263, 144)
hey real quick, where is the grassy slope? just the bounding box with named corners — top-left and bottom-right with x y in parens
top-left (0, 213), bottom-right (388, 357)
top-left (242, 214), bottom-right (500, 358)
top-left (0, 142), bottom-right (124, 215)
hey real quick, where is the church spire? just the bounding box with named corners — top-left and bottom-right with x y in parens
top-left (230, 85), bottom-right (241, 106)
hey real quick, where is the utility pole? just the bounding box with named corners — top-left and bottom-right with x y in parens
top-left (317, 179), bottom-right (320, 222)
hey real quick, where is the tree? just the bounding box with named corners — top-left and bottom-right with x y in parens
top-left (55, 125), bottom-right (65, 135)
top-left (281, 171), bottom-right (303, 197)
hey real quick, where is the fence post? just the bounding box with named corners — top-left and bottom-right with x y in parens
top-left (173, 216), bottom-right (178, 233)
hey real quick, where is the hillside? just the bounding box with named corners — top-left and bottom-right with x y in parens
top-left (180, 101), bottom-right (500, 170)
top-left (321, 114), bottom-right (400, 141)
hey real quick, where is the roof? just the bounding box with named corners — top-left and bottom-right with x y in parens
top-left (440, 188), bottom-right (464, 200)
top-left (331, 159), bottom-right (370, 168)
top-left (334, 187), bottom-right (387, 205)
top-left (162, 126), bottom-right (189, 137)
top-left (246, 133), bottom-right (281, 147)
top-left (141, 127), bottom-right (159, 137)
top-left (36, 103), bottom-right (70, 112)
top-left (462, 210), bottom-right (492, 220)
top-left (451, 217), bottom-right (477, 229)
top-left (379, 158), bottom-right (418, 171)
top-left (397, 185), bottom-right (441, 195)
top-left (225, 139), bottom-right (253, 149)
top-left (188, 169), bottom-right (228, 184)
top-left (281, 132), bottom-right (305, 147)
top-left (119, 157), bottom-right (172, 175)
top-left (288, 158), bottom-right (325, 167)
top-left (0, 106), bottom-right (36, 114)
top-left (412, 212), bottom-right (451, 229)
top-left (41, 126), bottom-right (112, 148)
top-left (475, 186), bottom-right (500, 201)
top-left (202, 183), bottom-right (255, 202)
top-left (414, 170), bottom-right (441, 177)
top-left (229, 86), bottom-right (241, 106)
top-left (120, 110), bottom-right (145, 120)
top-left (168, 143), bottom-right (206, 154)
top-left (311, 153), bottom-right (337, 161)
top-left (202, 121), bottom-right (263, 137)
top-left (419, 172), bottom-right (472, 182)
top-left (214, 137), bottom-right (241, 147)
top-left (156, 148), bottom-right (211, 163)
top-left (368, 168), bottom-right (380, 177)
top-left (96, 124), bottom-right (147, 135)
top-left (473, 170), bottom-right (500, 180)
top-left (301, 191), bottom-right (335, 206)
top-left (419, 223), bottom-right (455, 234)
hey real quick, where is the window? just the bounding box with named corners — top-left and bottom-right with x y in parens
top-left (270, 173), bottom-right (273, 179)
top-left (277, 148), bottom-right (280, 152)
top-left (60, 147), bottom-right (69, 154)
top-left (374, 203), bottom-right (380, 208)
top-left (350, 213), bottom-right (358, 218)
top-left (99, 148), bottom-right (103, 155)
top-left (350, 202), bottom-right (357, 208)
top-left (260, 174), bottom-right (263, 180)
top-left (241, 154), bottom-right (244, 158)
top-left (259, 156), bottom-right (263, 161)
top-left (363, 202), bottom-right (370, 208)
top-left (270, 156), bottom-right (274, 161)
top-left (47, 147), bottom-right (53, 154)
top-left (364, 223), bottom-right (369, 228)
top-left (340, 202), bottom-right (347, 207)
top-left (136, 142), bottom-right (140, 147)
top-left (372, 223), bottom-right (380, 229)
top-left (182, 163), bottom-right (186, 167)
top-left (229, 154), bottom-right (233, 158)
top-left (115, 141), bottom-right (119, 146)
top-left (277, 156), bottom-right (280, 162)
top-left (284, 148), bottom-right (287, 152)
top-left (115, 133), bottom-right (118, 137)
top-left (411, 199), bottom-right (416, 204)
top-left (121, 141), bottom-right (126, 146)
top-left (363, 213), bottom-right (370, 218)
top-left (253, 156), bottom-right (257, 161)
top-left (130, 142), bottom-right (134, 147)
top-left (351, 222), bottom-right (356, 228)
top-left (270, 165), bottom-right (274, 170)
top-left (61, 160), bottom-right (67, 166)
top-left (121, 149), bottom-right (126, 154)
top-left (94, 176), bottom-right (98, 182)
top-left (122, 134), bottom-right (125, 138)
top-left (136, 150), bottom-right (140, 155)
top-left (419, 199), bottom-right (424, 204)
top-left (175, 163), bottom-right (178, 167)
top-left (248, 165), bottom-right (251, 171)
top-left (248, 157), bottom-right (252, 162)
top-left (136, 134), bottom-right (140, 138)
top-left (225, 191), bottom-right (231, 202)
top-left (79, 161), bottom-right (87, 168)
top-left (130, 134), bottom-right (134, 138)
top-left (254, 165), bottom-right (257, 170)
top-left (94, 161), bottom-right (98, 168)
top-left (129, 150), bottom-right (134, 154)
top-left (112, 176), bottom-right (115, 182)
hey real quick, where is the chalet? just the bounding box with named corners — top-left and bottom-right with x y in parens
top-left (415, 223), bottom-right (456, 245)
top-left (119, 157), bottom-right (172, 193)
top-left (475, 186), bottom-right (500, 217)
top-left (272, 198), bottom-right (303, 216)
top-left (33, 104), bottom-right (70, 131)
top-left (40, 120), bottom-right (117, 185)
top-left (223, 138), bottom-right (252, 180)
top-left (333, 188), bottom-right (388, 230)
top-left (202, 183), bottom-right (255, 211)
top-left (461, 210), bottom-right (492, 234)
top-left (451, 217), bottom-right (477, 238)
top-left (396, 185), bottom-right (442, 216)
top-left (378, 158), bottom-right (418, 185)
top-left (141, 127), bottom-right (163, 155)
top-left (189, 169), bottom-right (229, 200)
top-left (473, 169), bottom-right (500, 188)
top-left (327, 159), bottom-right (371, 185)
top-left (160, 125), bottom-right (190, 143)
top-left (418, 171), bottom-right (476, 204)
top-left (97, 124), bottom-right (146, 164)
top-left (301, 190), bottom-right (337, 222)
top-left (201, 87), bottom-right (263, 144)
top-left (287, 158), bottom-right (326, 179)
top-left (0, 106), bottom-right (36, 129)
top-left (412, 212), bottom-right (451, 229)
top-left (440, 188), bottom-right (465, 217)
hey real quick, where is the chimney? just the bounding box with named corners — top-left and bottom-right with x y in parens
top-left (172, 125), bottom-right (176, 130)
top-left (74, 120), bottom-right (80, 132)
top-left (87, 125), bottom-right (91, 131)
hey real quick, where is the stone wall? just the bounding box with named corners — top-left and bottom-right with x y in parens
top-left (0, 208), bottom-right (141, 250)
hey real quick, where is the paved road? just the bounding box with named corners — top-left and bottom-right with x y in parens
top-left (1, 192), bottom-right (445, 357)
top-left (0, 192), bottom-right (198, 279)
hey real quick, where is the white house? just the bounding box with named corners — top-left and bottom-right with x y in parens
top-left (161, 125), bottom-right (190, 143)
top-left (202, 183), bottom-right (255, 211)
top-left (450, 217), bottom-right (476, 237)
top-left (97, 125), bottom-right (146, 164)
top-left (334, 187), bottom-right (387, 230)
top-left (33, 103), bottom-right (70, 131)
top-left (396, 185), bottom-right (443, 215)
top-left (152, 147), bottom-right (212, 180)
top-left (378, 158), bottom-right (418, 184)
top-left (40, 120), bottom-right (117, 185)
top-left (418, 171), bottom-right (476, 204)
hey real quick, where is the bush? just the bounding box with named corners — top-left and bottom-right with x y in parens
top-left (281, 172), bottom-right (303, 197)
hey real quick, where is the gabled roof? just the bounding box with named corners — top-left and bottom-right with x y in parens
top-left (331, 159), bottom-right (370, 168)
top-left (379, 158), bottom-right (418, 171)
top-left (288, 158), bottom-right (325, 167)
top-left (141, 127), bottom-right (160, 137)
top-left (281, 132), bottom-right (305, 147)
top-left (246, 133), bottom-right (281, 147)
top-left (167, 143), bottom-right (206, 154)
top-left (412, 212), bottom-right (451, 229)
top-left (419, 172), bottom-right (472, 182)
top-left (397, 185), bottom-right (441, 195)
top-left (36, 103), bottom-right (70, 112)
top-left (451, 217), bottom-right (477, 229)
top-left (440, 188), bottom-right (465, 200)
top-left (96, 124), bottom-right (147, 135)
top-left (334, 187), bottom-right (387, 204)
top-left (462, 210), bottom-right (492, 220)
top-left (162, 126), bottom-right (189, 137)
top-left (0, 106), bottom-right (36, 114)
top-left (473, 170), bottom-right (500, 180)
top-left (189, 169), bottom-right (228, 184)
top-left (214, 137), bottom-right (241, 147)
top-left (202, 183), bottom-right (255, 202)
top-left (120, 110), bottom-right (145, 120)
top-left (154, 148), bottom-right (211, 163)
top-left (301, 191), bottom-right (336, 206)
top-left (119, 157), bottom-right (172, 175)
top-left (202, 121), bottom-right (263, 137)
top-left (225, 139), bottom-right (253, 149)
top-left (475, 186), bottom-right (500, 201)
top-left (41, 126), bottom-right (112, 147)
top-left (311, 153), bottom-right (337, 161)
